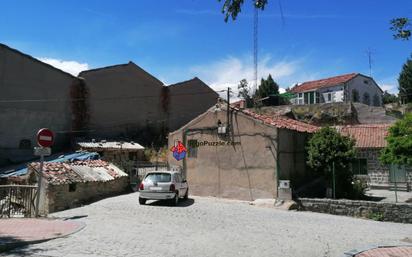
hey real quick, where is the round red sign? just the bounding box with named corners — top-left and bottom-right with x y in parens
top-left (37, 128), bottom-right (54, 148)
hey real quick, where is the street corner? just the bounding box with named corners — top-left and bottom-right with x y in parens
top-left (0, 218), bottom-right (86, 252)
top-left (343, 245), bottom-right (412, 257)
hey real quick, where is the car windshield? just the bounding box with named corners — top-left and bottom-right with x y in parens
top-left (144, 173), bottom-right (171, 183)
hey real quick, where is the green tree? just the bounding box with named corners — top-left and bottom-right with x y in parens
top-left (306, 127), bottom-right (356, 198)
top-left (382, 91), bottom-right (399, 104)
top-left (254, 74), bottom-right (280, 105)
top-left (390, 18), bottom-right (411, 40)
top-left (237, 79), bottom-right (254, 107)
top-left (399, 55), bottom-right (412, 103)
top-left (380, 113), bottom-right (412, 166)
top-left (219, 0), bottom-right (267, 22)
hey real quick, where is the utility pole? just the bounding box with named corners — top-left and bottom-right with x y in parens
top-left (227, 87), bottom-right (230, 129)
top-left (332, 162), bottom-right (336, 199)
top-left (366, 47), bottom-right (374, 77)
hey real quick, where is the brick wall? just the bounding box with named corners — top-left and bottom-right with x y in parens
top-left (298, 198), bottom-right (412, 223)
top-left (45, 177), bottom-right (129, 213)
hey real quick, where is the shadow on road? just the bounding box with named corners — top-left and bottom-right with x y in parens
top-left (0, 235), bottom-right (46, 256)
top-left (146, 198), bottom-right (195, 207)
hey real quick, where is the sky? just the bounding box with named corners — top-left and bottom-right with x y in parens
top-left (1, 0), bottom-right (411, 96)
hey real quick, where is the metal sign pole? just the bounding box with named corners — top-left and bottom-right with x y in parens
top-left (35, 153), bottom-right (44, 217)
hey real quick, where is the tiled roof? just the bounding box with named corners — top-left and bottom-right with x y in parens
top-left (78, 141), bottom-right (144, 151)
top-left (241, 109), bottom-right (319, 133)
top-left (291, 73), bottom-right (358, 93)
top-left (29, 160), bottom-right (127, 185)
top-left (335, 124), bottom-right (390, 148)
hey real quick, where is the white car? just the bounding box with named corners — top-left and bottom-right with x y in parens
top-left (138, 171), bottom-right (189, 206)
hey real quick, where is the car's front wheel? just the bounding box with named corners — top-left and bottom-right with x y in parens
top-left (139, 197), bottom-right (146, 205)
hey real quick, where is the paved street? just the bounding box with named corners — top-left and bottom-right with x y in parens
top-left (2, 193), bottom-right (412, 257)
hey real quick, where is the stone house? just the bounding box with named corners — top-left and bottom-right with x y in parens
top-left (0, 43), bottom-right (84, 166)
top-left (166, 77), bottom-right (219, 131)
top-left (26, 160), bottom-right (128, 214)
top-left (336, 124), bottom-right (412, 189)
top-left (78, 64), bottom-right (218, 145)
top-left (291, 73), bottom-right (383, 106)
top-left (168, 104), bottom-right (318, 201)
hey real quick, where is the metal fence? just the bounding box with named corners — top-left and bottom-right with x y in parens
top-left (129, 162), bottom-right (182, 191)
top-left (0, 185), bottom-right (37, 218)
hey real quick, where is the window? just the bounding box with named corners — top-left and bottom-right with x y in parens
top-left (128, 152), bottom-right (136, 160)
top-left (363, 80), bottom-right (369, 84)
top-left (187, 139), bottom-right (198, 158)
top-left (69, 183), bottom-right (77, 192)
top-left (297, 93), bottom-right (303, 105)
top-left (373, 94), bottom-right (380, 106)
top-left (363, 92), bottom-right (370, 105)
top-left (315, 92), bottom-right (320, 103)
top-left (19, 139), bottom-right (31, 149)
top-left (144, 173), bottom-right (171, 183)
top-left (327, 92), bottom-right (332, 102)
top-left (304, 92), bottom-right (309, 104)
top-left (352, 159), bottom-right (368, 175)
top-left (352, 89), bottom-right (359, 102)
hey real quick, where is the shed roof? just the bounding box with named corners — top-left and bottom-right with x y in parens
top-left (29, 160), bottom-right (127, 185)
top-left (78, 141), bottom-right (144, 151)
top-left (291, 73), bottom-right (358, 93)
top-left (335, 124), bottom-right (390, 148)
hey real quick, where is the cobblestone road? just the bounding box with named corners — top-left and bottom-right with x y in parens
top-left (2, 193), bottom-right (412, 257)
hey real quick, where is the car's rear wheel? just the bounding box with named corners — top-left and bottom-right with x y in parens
top-left (170, 192), bottom-right (179, 206)
top-left (139, 197), bottom-right (146, 205)
top-left (184, 188), bottom-right (189, 200)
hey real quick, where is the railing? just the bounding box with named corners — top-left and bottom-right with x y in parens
top-left (0, 185), bottom-right (37, 218)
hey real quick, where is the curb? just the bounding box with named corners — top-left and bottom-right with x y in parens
top-left (0, 220), bottom-right (86, 253)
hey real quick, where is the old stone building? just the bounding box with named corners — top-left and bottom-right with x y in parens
top-left (166, 77), bottom-right (219, 131)
top-left (27, 159), bottom-right (128, 214)
top-left (336, 124), bottom-right (412, 189)
top-left (78, 64), bottom-right (218, 145)
top-left (168, 104), bottom-right (318, 201)
top-left (0, 44), bottom-right (84, 166)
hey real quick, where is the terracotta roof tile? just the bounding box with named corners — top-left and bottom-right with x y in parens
top-left (291, 73), bottom-right (358, 93)
top-left (240, 109), bottom-right (319, 133)
top-left (335, 124), bottom-right (390, 148)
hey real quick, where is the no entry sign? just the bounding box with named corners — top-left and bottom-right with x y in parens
top-left (37, 128), bottom-right (54, 148)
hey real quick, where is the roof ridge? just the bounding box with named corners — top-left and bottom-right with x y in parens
top-left (300, 72), bottom-right (358, 85)
top-left (0, 43), bottom-right (78, 79)
top-left (78, 62), bottom-right (131, 74)
top-left (168, 77), bottom-right (200, 87)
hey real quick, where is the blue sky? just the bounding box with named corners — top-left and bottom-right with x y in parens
top-left (1, 0), bottom-right (411, 94)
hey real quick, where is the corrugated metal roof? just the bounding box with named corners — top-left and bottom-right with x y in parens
top-left (0, 152), bottom-right (100, 178)
top-left (78, 141), bottom-right (144, 151)
top-left (29, 160), bottom-right (127, 185)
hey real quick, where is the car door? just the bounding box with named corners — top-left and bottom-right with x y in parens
top-left (175, 174), bottom-right (185, 197)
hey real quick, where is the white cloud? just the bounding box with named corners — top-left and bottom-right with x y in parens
top-left (189, 54), bottom-right (313, 101)
top-left (37, 57), bottom-right (90, 76)
top-left (380, 84), bottom-right (398, 94)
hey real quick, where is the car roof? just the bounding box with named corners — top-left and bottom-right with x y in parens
top-left (145, 170), bottom-right (180, 175)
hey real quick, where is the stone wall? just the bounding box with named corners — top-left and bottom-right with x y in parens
top-left (45, 177), bottom-right (129, 213)
top-left (298, 198), bottom-right (412, 223)
top-left (356, 148), bottom-right (412, 188)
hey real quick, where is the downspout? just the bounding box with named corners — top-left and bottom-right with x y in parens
top-left (182, 129), bottom-right (187, 179)
top-left (276, 128), bottom-right (280, 198)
